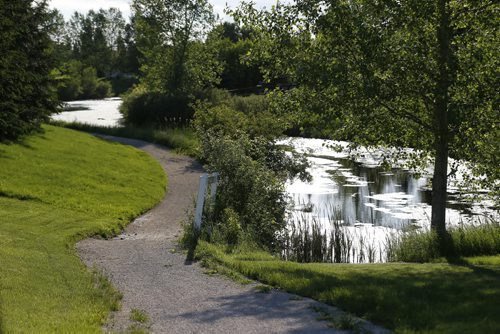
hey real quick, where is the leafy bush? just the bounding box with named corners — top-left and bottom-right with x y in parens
top-left (230, 94), bottom-right (269, 115)
top-left (197, 88), bottom-right (232, 106)
top-left (193, 102), bottom-right (309, 249)
top-left (120, 88), bottom-right (193, 126)
top-left (210, 208), bottom-right (242, 247)
top-left (81, 67), bottom-right (98, 98)
top-left (202, 135), bottom-right (288, 247)
top-left (200, 88), bottom-right (269, 115)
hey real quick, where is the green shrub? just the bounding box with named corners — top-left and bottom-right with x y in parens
top-left (193, 102), bottom-right (289, 141)
top-left (95, 79), bottom-right (111, 99)
top-left (210, 208), bottom-right (242, 246)
top-left (200, 135), bottom-right (287, 248)
top-left (197, 88), bottom-right (232, 106)
top-left (200, 88), bottom-right (269, 115)
top-left (230, 94), bottom-right (269, 115)
top-left (55, 75), bottom-right (82, 101)
top-left (120, 88), bottom-right (193, 126)
top-left (193, 102), bottom-right (310, 249)
top-left (53, 61), bottom-right (112, 101)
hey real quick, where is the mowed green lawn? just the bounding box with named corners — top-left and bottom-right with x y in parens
top-left (196, 242), bottom-right (500, 334)
top-left (0, 125), bottom-right (166, 332)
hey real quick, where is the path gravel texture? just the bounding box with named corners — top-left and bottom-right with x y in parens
top-left (77, 135), bottom-right (389, 334)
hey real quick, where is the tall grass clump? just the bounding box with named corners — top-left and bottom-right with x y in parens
top-left (282, 211), bottom-right (384, 264)
top-left (387, 219), bottom-right (500, 262)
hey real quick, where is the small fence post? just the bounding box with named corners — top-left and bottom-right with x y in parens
top-left (194, 173), bottom-right (219, 231)
top-left (194, 174), bottom-right (208, 230)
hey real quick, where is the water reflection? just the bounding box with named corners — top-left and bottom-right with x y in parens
top-left (284, 138), bottom-right (497, 231)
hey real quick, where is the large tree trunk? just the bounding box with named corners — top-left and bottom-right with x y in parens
top-left (431, 0), bottom-right (452, 239)
top-left (431, 135), bottom-right (448, 236)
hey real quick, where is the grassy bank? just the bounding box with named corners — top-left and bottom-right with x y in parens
top-left (51, 121), bottom-right (199, 157)
top-left (195, 241), bottom-right (500, 333)
top-left (0, 125), bottom-right (166, 332)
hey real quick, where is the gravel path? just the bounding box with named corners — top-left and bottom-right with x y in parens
top-left (77, 136), bottom-right (389, 334)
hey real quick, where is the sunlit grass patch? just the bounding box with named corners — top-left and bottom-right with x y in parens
top-left (0, 125), bottom-right (166, 332)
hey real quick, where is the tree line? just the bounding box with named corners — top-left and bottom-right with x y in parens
top-left (1, 0), bottom-right (265, 138)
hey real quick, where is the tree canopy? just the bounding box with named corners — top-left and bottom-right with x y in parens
top-left (132, 0), bottom-right (221, 95)
top-left (232, 0), bottom-right (499, 239)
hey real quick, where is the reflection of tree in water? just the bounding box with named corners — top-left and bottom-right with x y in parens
top-left (327, 158), bottom-right (423, 228)
top-left (290, 153), bottom-right (494, 231)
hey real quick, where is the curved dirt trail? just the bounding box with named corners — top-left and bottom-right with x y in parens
top-left (77, 135), bottom-right (388, 334)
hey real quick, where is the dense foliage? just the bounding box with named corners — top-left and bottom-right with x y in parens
top-left (193, 96), bottom-right (309, 248)
top-left (49, 8), bottom-right (139, 99)
top-left (51, 60), bottom-right (111, 100)
top-left (120, 89), bottom-right (193, 126)
top-left (0, 0), bottom-right (59, 142)
top-left (208, 22), bottom-right (263, 92)
top-left (132, 0), bottom-right (221, 95)
top-left (232, 0), bottom-right (499, 240)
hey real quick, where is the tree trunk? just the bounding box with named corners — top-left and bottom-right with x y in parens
top-left (431, 134), bottom-right (448, 236)
top-left (431, 0), bottom-right (452, 239)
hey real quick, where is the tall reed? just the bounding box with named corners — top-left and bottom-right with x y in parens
top-left (386, 218), bottom-right (500, 262)
top-left (281, 210), bottom-right (380, 263)
top-left (281, 208), bottom-right (499, 263)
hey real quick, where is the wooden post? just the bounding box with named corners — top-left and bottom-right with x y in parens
top-left (194, 174), bottom-right (208, 230)
top-left (194, 173), bottom-right (219, 231)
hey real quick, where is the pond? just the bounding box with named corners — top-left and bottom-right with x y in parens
top-left (52, 98), bottom-right (123, 126)
top-left (283, 137), bottom-right (497, 227)
top-left (281, 137), bottom-right (498, 262)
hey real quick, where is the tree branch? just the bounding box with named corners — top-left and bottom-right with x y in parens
top-left (377, 100), bottom-right (434, 132)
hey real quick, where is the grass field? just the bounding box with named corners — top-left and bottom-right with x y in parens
top-left (0, 125), bottom-right (166, 332)
top-left (195, 241), bottom-right (500, 334)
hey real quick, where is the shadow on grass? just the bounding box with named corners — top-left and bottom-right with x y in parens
top-left (447, 257), bottom-right (500, 278)
top-left (0, 191), bottom-right (41, 202)
top-left (228, 258), bottom-right (500, 333)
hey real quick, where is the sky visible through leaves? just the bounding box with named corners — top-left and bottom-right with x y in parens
top-left (49, 0), bottom-right (291, 21)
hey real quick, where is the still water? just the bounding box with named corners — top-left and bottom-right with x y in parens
top-left (52, 98), bottom-right (123, 126)
top-left (282, 137), bottom-right (498, 231)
